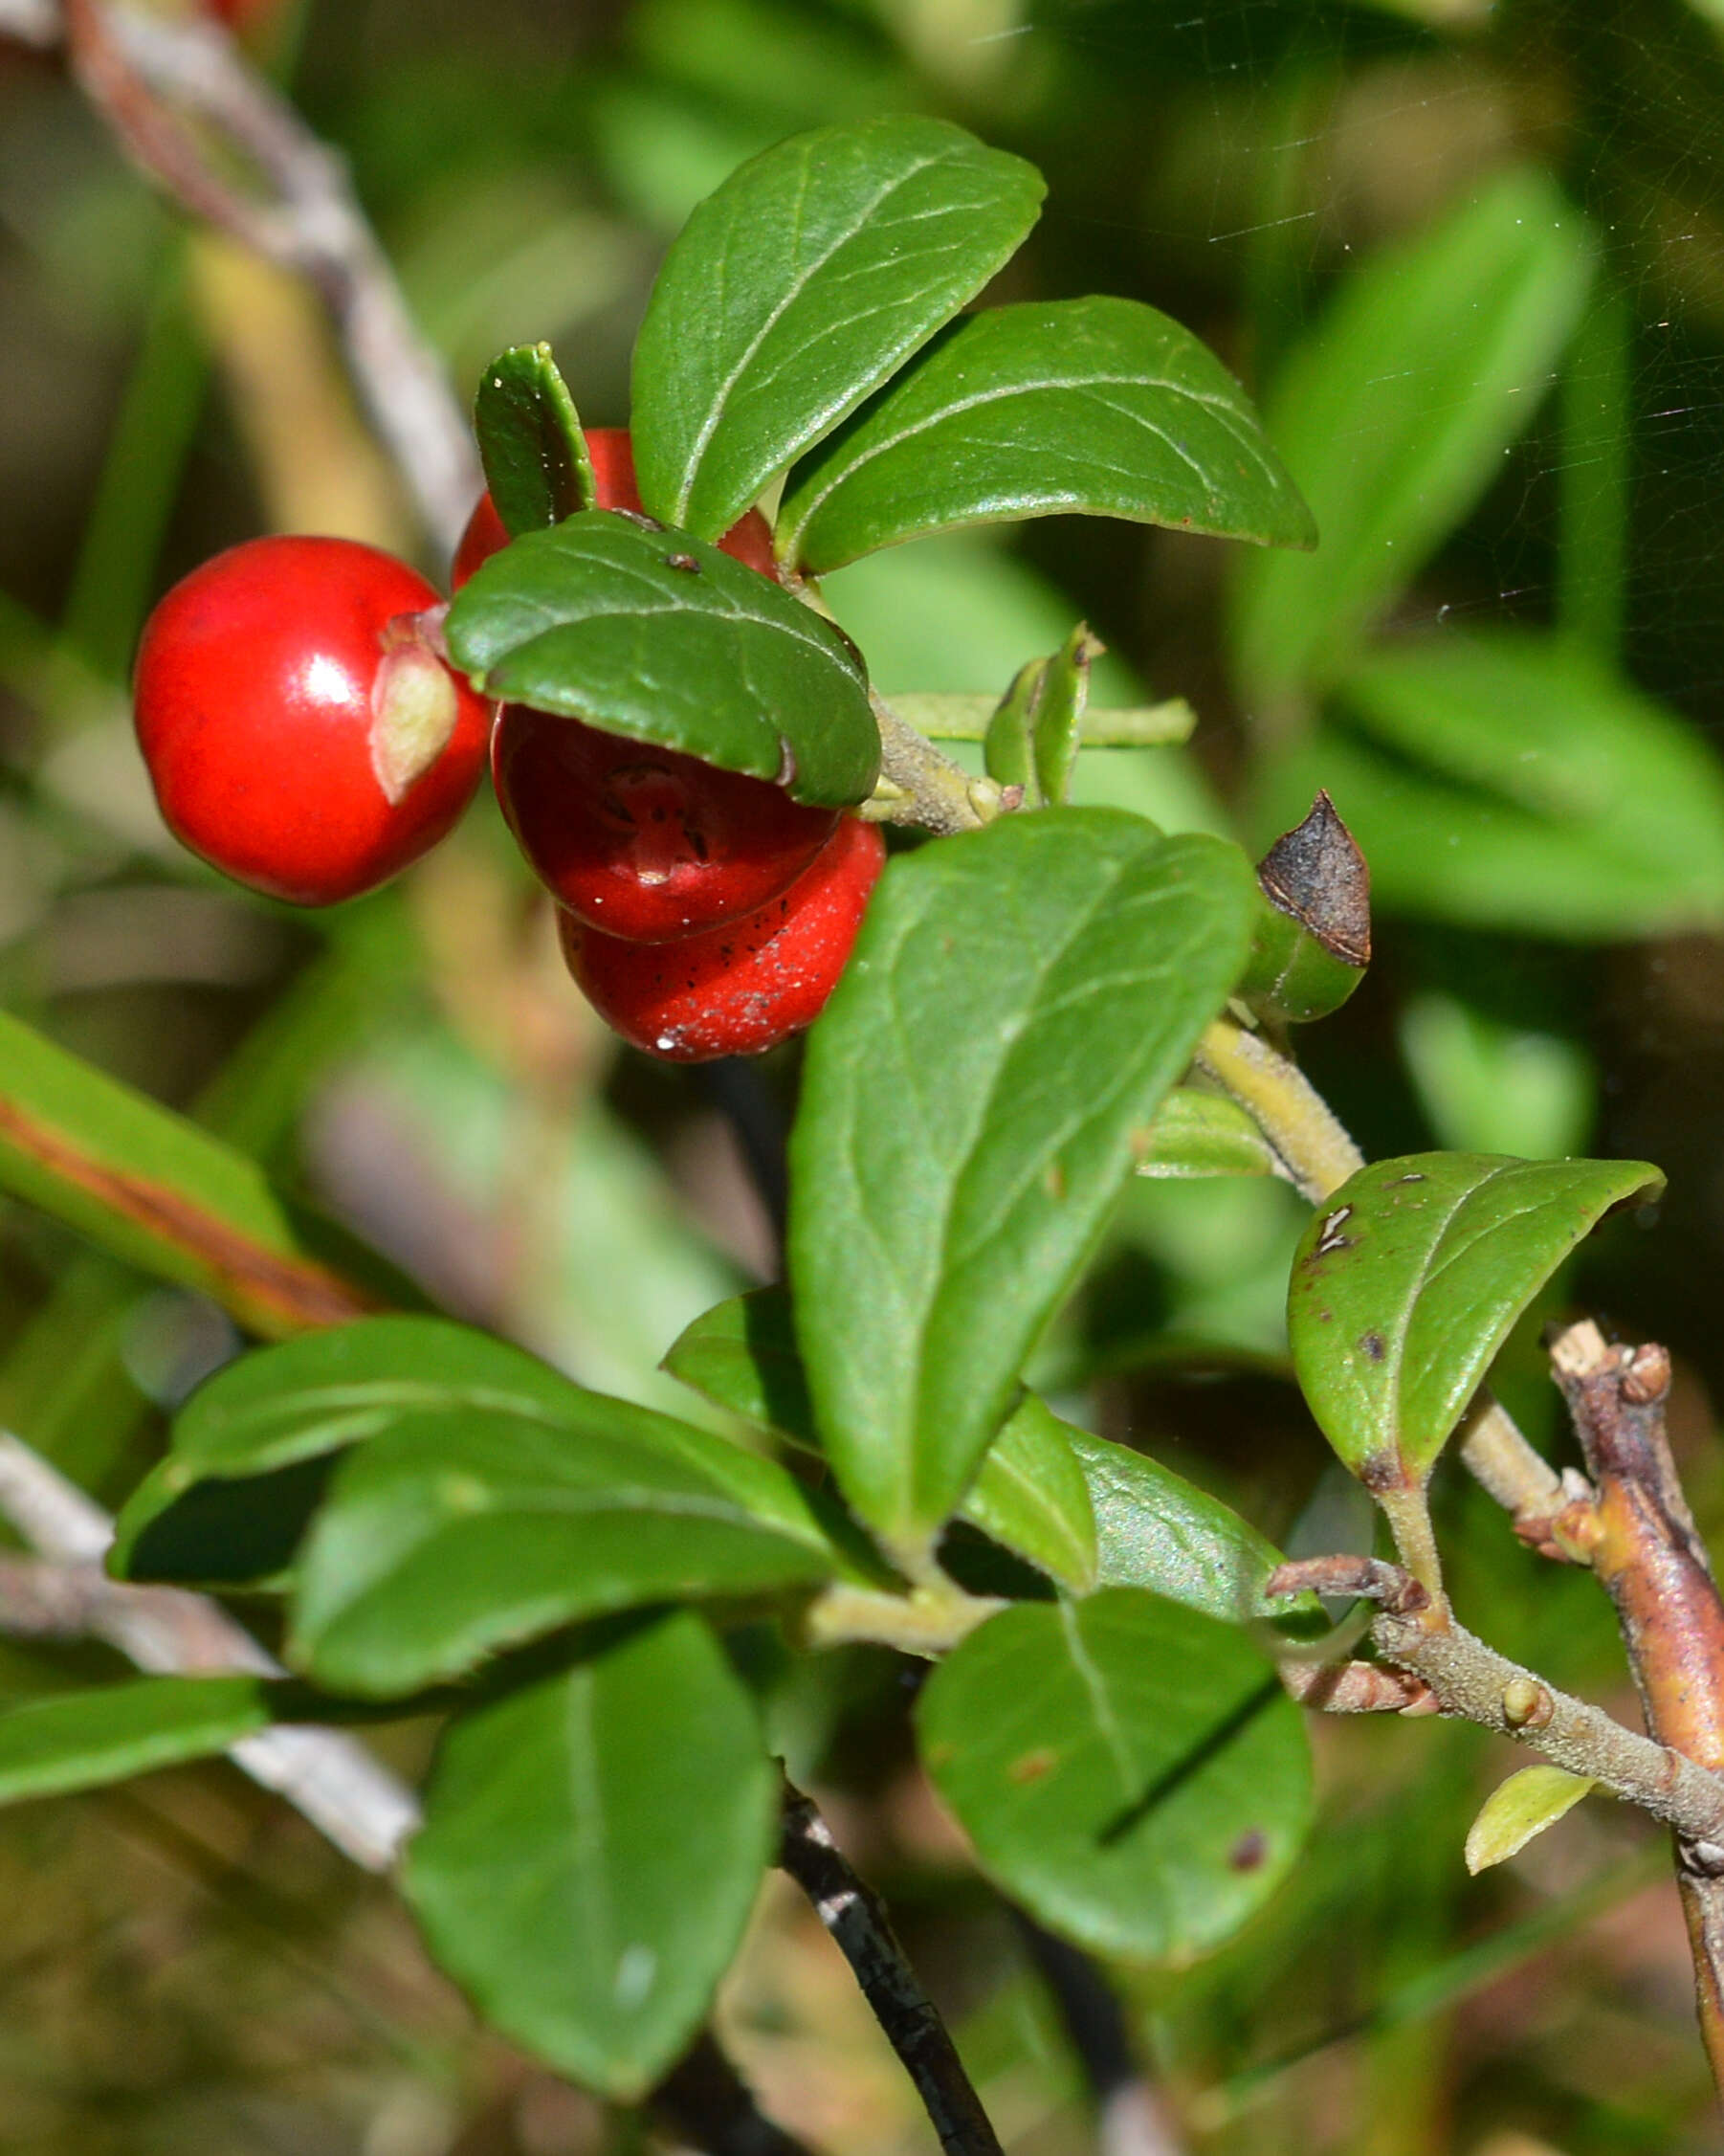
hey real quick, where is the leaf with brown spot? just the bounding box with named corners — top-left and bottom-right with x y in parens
top-left (1287, 1150), bottom-right (1663, 1488)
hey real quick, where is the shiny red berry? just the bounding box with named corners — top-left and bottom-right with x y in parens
top-left (451, 427), bottom-right (778, 588)
top-left (134, 535), bottom-right (491, 906)
top-left (492, 708), bottom-right (838, 942)
top-left (561, 814), bottom-right (885, 1060)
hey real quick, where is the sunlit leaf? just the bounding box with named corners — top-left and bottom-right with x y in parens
top-left (1465, 1765), bottom-right (1595, 1875)
top-left (0, 1677), bottom-right (276, 1805)
top-left (779, 298), bottom-right (1315, 573)
top-left (631, 117), bottom-right (1043, 540)
top-left (788, 811), bottom-right (1257, 1559)
top-left (473, 342), bottom-right (595, 537)
top-left (918, 1589), bottom-right (1313, 1962)
top-left (1288, 1151), bottom-right (1663, 1489)
top-left (446, 512), bottom-right (877, 806)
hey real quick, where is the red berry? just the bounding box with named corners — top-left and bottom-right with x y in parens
top-left (134, 536), bottom-right (491, 906)
top-left (562, 814), bottom-right (885, 1060)
top-left (492, 708), bottom-right (838, 942)
top-left (451, 427), bottom-right (778, 588)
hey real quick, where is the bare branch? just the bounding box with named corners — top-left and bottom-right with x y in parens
top-left (1547, 1321), bottom-right (1724, 2096)
top-left (1268, 1553), bottom-right (1724, 1849)
top-left (56, 0), bottom-right (478, 555)
top-left (0, 1430), bottom-right (419, 1872)
top-left (777, 1780), bottom-right (1005, 2156)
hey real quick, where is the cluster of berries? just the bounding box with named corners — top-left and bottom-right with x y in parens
top-left (130, 430), bottom-right (882, 1062)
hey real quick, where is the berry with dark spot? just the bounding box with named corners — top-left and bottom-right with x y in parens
top-left (561, 814), bottom-right (885, 1059)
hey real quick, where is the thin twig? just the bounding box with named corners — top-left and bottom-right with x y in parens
top-left (56, 0), bottom-right (478, 554)
top-left (1547, 1320), bottom-right (1724, 2094)
top-left (0, 1429), bottom-right (420, 1871)
top-left (777, 1780), bottom-right (1005, 2156)
top-left (653, 2031), bottom-right (816, 2156)
top-left (1194, 1012), bottom-right (1566, 1529)
top-left (1267, 1553), bottom-right (1724, 1848)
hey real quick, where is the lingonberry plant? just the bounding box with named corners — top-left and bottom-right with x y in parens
top-left (11, 109), bottom-right (1724, 2145)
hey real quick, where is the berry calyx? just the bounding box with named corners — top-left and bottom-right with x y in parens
top-left (492, 707), bottom-right (839, 941)
top-left (451, 427), bottom-right (778, 588)
top-left (134, 535), bottom-right (490, 906)
top-left (562, 814), bottom-right (885, 1061)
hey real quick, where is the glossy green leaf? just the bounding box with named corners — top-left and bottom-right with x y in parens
top-left (1232, 169), bottom-right (1597, 697)
top-left (289, 1398), bottom-right (836, 1696)
top-left (918, 1589), bottom-right (1313, 1963)
top-left (789, 811), bottom-right (1258, 1559)
top-left (630, 116), bottom-right (1044, 540)
top-left (1331, 630), bottom-right (1724, 935)
top-left (779, 298), bottom-right (1315, 574)
top-left (1132, 1089), bottom-right (1285, 1181)
top-left (0, 1010), bottom-right (409, 1340)
top-left (473, 343), bottom-right (596, 537)
top-left (661, 1291), bottom-right (1096, 1590)
top-left (446, 511), bottom-right (877, 807)
top-left (1064, 1427), bottom-right (1315, 1625)
top-left (0, 1676), bottom-right (275, 1804)
top-left (405, 1611), bottom-right (773, 2099)
top-left (159, 1315), bottom-right (587, 1480)
top-left (1465, 1765), bottom-right (1595, 1875)
top-left (1288, 1151), bottom-right (1663, 1489)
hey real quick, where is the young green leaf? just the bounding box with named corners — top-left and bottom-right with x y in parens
top-left (1464, 1765), bottom-right (1596, 1875)
top-left (1232, 168), bottom-right (1597, 697)
top-left (405, 1611), bottom-right (775, 2099)
top-left (788, 811), bottom-right (1258, 1563)
top-left (0, 1011), bottom-right (409, 1340)
top-left (778, 298), bottom-right (1316, 574)
top-left (289, 1401), bottom-right (837, 1696)
top-left (661, 1291), bottom-right (1096, 1591)
top-left (630, 116), bottom-right (1044, 541)
top-left (446, 511), bottom-right (877, 807)
top-left (1131, 1089), bottom-right (1286, 1180)
top-left (983, 659), bottom-right (1039, 794)
top-left (1032, 627), bottom-right (1099, 811)
top-left (0, 1676), bottom-right (276, 1804)
top-left (1288, 1151), bottom-right (1664, 1493)
top-left (473, 343), bottom-right (596, 538)
top-left (918, 1589), bottom-right (1313, 1962)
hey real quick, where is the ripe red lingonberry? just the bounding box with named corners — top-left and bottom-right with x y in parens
top-left (492, 708), bottom-right (838, 941)
top-left (561, 814), bottom-right (885, 1060)
top-left (451, 427), bottom-right (778, 588)
top-left (134, 535), bottom-right (490, 906)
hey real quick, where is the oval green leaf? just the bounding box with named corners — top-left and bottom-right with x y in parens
top-left (661, 1290), bottom-right (1096, 1591)
top-left (446, 511), bottom-right (877, 807)
top-left (779, 298), bottom-right (1315, 574)
top-left (630, 116), bottom-right (1044, 541)
top-left (788, 811), bottom-right (1258, 1561)
top-left (405, 1611), bottom-right (774, 2100)
top-left (918, 1589), bottom-right (1313, 1964)
top-left (1231, 168), bottom-right (1597, 698)
top-left (474, 342), bottom-right (596, 537)
top-left (1464, 1764), bottom-right (1595, 1876)
top-left (1288, 1151), bottom-right (1664, 1490)
top-left (0, 1676), bottom-right (276, 1805)
top-left (288, 1401), bottom-right (837, 1696)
